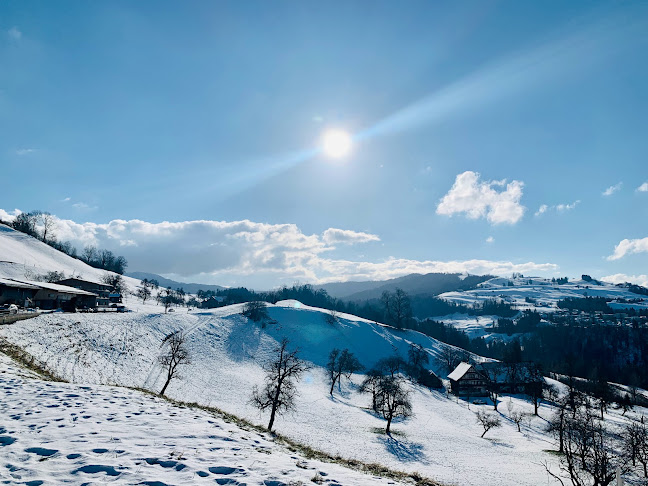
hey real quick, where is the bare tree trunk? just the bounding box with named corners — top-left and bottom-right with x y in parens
top-left (160, 376), bottom-right (172, 396)
top-left (268, 403), bottom-right (277, 431)
top-left (386, 414), bottom-right (392, 434)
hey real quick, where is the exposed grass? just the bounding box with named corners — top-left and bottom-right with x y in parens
top-left (1, 341), bottom-right (443, 486)
top-left (0, 338), bottom-right (64, 382)
top-left (128, 387), bottom-right (444, 486)
top-left (542, 449), bottom-right (564, 456)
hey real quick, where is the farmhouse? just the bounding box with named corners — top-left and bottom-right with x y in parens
top-left (448, 362), bottom-right (489, 396)
top-left (0, 278), bottom-right (40, 307)
top-left (448, 361), bottom-right (536, 397)
top-left (5, 278), bottom-right (98, 310)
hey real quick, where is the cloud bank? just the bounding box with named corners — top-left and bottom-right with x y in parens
top-left (436, 171), bottom-right (525, 225)
top-left (601, 273), bottom-right (648, 288)
top-left (0, 210), bottom-right (558, 287)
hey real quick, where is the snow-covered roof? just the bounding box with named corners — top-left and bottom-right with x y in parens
top-left (0, 277), bottom-right (41, 290)
top-left (448, 361), bottom-right (473, 381)
top-left (8, 278), bottom-right (97, 296)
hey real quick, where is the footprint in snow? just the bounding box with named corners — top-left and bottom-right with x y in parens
top-left (24, 447), bottom-right (58, 457)
top-left (208, 466), bottom-right (246, 475)
top-left (72, 464), bottom-right (121, 476)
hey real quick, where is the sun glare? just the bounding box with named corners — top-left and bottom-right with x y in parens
top-left (321, 129), bottom-right (352, 158)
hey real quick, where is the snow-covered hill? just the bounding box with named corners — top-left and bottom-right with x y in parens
top-left (0, 300), bottom-right (567, 486)
top-left (0, 223), bottom-right (140, 289)
top-left (438, 275), bottom-right (648, 313)
top-left (0, 352), bottom-right (401, 486)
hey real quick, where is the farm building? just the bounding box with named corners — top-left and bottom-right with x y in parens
top-left (0, 278), bottom-right (40, 307)
top-left (448, 362), bottom-right (489, 396)
top-left (448, 361), bottom-right (537, 397)
top-left (4, 278), bottom-right (97, 310)
top-left (56, 277), bottom-right (113, 306)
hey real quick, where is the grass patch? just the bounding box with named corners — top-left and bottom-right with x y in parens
top-left (543, 449), bottom-right (564, 456)
top-left (2, 341), bottom-right (443, 485)
top-left (130, 388), bottom-right (443, 485)
top-left (0, 338), bottom-right (64, 382)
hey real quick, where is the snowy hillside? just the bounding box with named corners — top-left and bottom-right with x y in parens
top-left (0, 224), bottom-right (140, 289)
top-left (438, 275), bottom-right (648, 312)
top-left (0, 300), bottom-right (567, 486)
top-left (0, 352), bottom-right (402, 486)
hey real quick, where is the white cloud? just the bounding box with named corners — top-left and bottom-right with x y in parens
top-left (321, 228), bottom-right (380, 245)
top-left (637, 182), bottom-right (648, 192)
top-left (535, 200), bottom-right (580, 216)
top-left (15, 148), bottom-right (36, 156)
top-left (436, 171), bottom-right (525, 225)
top-left (486, 236), bottom-right (495, 244)
top-left (7, 27), bottom-right (21, 41)
top-left (602, 182), bottom-right (622, 196)
top-left (0, 209), bottom-right (21, 222)
top-left (607, 237), bottom-right (648, 261)
top-left (601, 274), bottom-right (648, 288)
top-left (71, 202), bottom-right (98, 211)
top-left (3, 210), bottom-right (558, 287)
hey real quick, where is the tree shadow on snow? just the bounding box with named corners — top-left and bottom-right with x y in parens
top-left (377, 434), bottom-right (427, 463)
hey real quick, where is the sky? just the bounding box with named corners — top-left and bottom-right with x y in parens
top-left (1, 0), bottom-right (648, 289)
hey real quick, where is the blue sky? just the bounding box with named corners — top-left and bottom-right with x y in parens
top-left (1, 1), bottom-right (647, 288)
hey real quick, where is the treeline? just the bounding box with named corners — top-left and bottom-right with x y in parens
top-left (557, 296), bottom-right (612, 313)
top-left (192, 284), bottom-right (517, 329)
top-left (2, 210), bottom-right (128, 274)
top-left (416, 315), bottom-right (648, 389)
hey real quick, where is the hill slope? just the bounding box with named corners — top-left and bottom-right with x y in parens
top-left (318, 273), bottom-right (491, 301)
top-left (0, 223), bottom-right (140, 289)
top-left (0, 352), bottom-right (399, 486)
top-left (127, 271), bottom-right (225, 293)
top-left (0, 300), bottom-right (564, 486)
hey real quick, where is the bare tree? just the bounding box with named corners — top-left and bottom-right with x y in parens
top-left (438, 346), bottom-right (468, 373)
top-left (324, 309), bottom-right (340, 326)
top-left (326, 348), bottom-right (363, 395)
top-left (82, 245), bottom-right (98, 264)
top-left (524, 363), bottom-right (547, 416)
top-left (33, 211), bottom-right (56, 243)
top-left (158, 287), bottom-right (180, 313)
top-left (407, 343), bottom-right (429, 379)
top-left (158, 332), bottom-right (191, 396)
top-left (381, 288), bottom-right (412, 329)
top-left (360, 367), bottom-right (384, 412)
top-left (376, 354), bottom-right (406, 378)
top-left (507, 401), bottom-right (525, 432)
top-left (11, 212), bottom-right (38, 237)
top-left (375, 375), bottom-right (412, 434)
top-left (102, 274), bottom-right (126, 296)
top-left (251, 338), bottom-right (309, 432)
top-left (136, 286), bottom-right (151, 304)
top-left (476, 410), bottom-right (501, 438)
top-left (624, 421), bottom-right (648, 477)
top-left (546, 408), bottom-right (625, 486)
top-left (481, 363), bottom-right (504, 411)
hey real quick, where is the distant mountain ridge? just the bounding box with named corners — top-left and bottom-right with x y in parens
top-left (126, 271), bottom-right (225, 294)
top-left (317, 273), bottom-right (492, 301)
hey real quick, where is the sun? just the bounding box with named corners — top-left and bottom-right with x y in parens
top-left (321, 129), bottom-right (352, 158)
